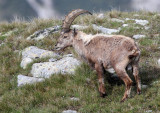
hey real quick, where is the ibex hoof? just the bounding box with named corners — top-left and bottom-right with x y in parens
top-left (137, 91), bottom-right (141, 95)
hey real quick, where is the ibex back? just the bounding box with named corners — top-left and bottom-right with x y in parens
top-left (55, 9), bottom-right (141, 102)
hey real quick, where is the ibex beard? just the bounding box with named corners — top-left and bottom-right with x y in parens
top-left (55, 9), bottom-right (141, 102)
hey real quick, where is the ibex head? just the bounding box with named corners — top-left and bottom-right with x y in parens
top-left (55, 9), bottom-right (92, 51)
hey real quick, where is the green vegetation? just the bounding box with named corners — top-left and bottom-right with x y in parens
top-left (0, 11), bottom-right (160, 112)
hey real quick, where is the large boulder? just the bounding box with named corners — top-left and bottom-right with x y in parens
top-left (20, 46), bottom-right (59, 69)
top-left (31, 56), bottom-right (81, 78)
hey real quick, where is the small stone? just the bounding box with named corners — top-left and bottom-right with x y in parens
top-left (111, 18), bottom-right (124, 23)
top-left (27, 26), bottom-right (60, 40)
top-left (63, 54), bottom-right (73, 57)
top-left (122, 24), bottom-right (129, 27)
top-left (142, 85), bottom-right (148, 89)
top-left (62, 110), bottom-right (77, 113)
top-left (17, 75), bottom-right (45, 87)
top-left (158, 59), bottom-right (160, 66)
top-left (135, 19), bottom-right (149, 26)
top-left (133, 14), bottom-right (139, 17)
top-left (70, 97), bottom-right (80, 101)
top-left (71, 25), bottom-right (88, 30)
top-left (146, 110), bottom-right (152, 113)
top-left (86, 78), bottom-right (91, 83)
top-left (133, 35), bottom-right (146, 39)
top-left (20, 58), bottom-right (33, 69)
top-left (92, 24), bottom-right (119, 34)
top-left (97, 13), bottom-right (104, 19)
top-left (49, 58), bottom-right (57, 62)
top-left (145, 26), bottom-right (150, 30)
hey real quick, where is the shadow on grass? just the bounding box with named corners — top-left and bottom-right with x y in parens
top-left (102, 66), bottom-right (160, 96)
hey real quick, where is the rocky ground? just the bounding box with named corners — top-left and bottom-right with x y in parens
top-left (0, 11), bottom-right (160, 113)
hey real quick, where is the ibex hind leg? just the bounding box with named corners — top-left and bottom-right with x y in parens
top-left (114, 60), bottom-right (133, 102)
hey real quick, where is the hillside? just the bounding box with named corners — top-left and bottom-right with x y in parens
top-left (0, 11), bottom-right (160, 113)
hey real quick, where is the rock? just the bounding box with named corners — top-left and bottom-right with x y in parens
top-left (133, 35), bottom-right (146, 39)
top-left (146, 110), bottom-right (152, 113)
top-left (31, 56), bottom-right (81, 78)
top-left (125, 18), bottom-right (149, 26)
top-left (158, 59), bottom-right (160, 66)
top-left (142, 84), bottom-right (148, 89)
top-left (71, 25), bottom-right (88, 30)
top-left (2, 29), bottom-right (18, 37)
top-left (145, 26), bottom-right (150, 30)
top-left (17, 75), bottom-right (45, 87)
top-left (21, 46), bottom-right (59, 69)
top-left (27, 25), bottom-right (60, 40)
top-left (97, 13), bottom-right (104, 19)
top-left (133, 14), bottom-right (139, 17)
top-left (70, 97), bottom-right (80, 101)
top-left (0, 42), bottom-right (5, 47)
top-left (62, 110), bottom-right (77, 113)
top-left (92, 24), bottom-right (119, 34)
top-left (49, 58), bottom-right (57, 62)
top-left (125, 18), bottom-right (134, 21)
top-left (20, 58), bottom-right (33, 69)
top-left (122, 24), bottom-right (129, 27)
top-left (63, 54), bottom-right (73, 57)
top-left (111, 18), bottom-right (124, 23)
top-left (135, 19), bottom-right (149, 26)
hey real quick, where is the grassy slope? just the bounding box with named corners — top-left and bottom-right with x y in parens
top-left (0, 11), bottom-right (160, 113)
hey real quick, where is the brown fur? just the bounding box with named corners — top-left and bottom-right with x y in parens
top-left (55, 31), bottom-right (141, 102)
top-left (55, 9), bottom-right (141, 102)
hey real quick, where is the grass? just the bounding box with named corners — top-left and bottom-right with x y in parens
top-left (0, 11), bottom-right (160, 112)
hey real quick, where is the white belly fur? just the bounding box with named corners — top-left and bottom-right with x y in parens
top-left (106, 68), bottom-right (115, 73)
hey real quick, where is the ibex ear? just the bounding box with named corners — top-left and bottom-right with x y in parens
top-left (73, 28), bottom-right (77, 36)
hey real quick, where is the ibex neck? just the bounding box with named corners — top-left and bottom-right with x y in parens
top-left (72, 31), bottom-right (89, 57)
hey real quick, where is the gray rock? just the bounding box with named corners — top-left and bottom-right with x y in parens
top-left (125, 18), bottom-right (149, 26)
top-left (111, 18), bottom-right (124, 23)
top-left (21, 46), bottom-right (59, 69)
top-left (31, 56), bottom-right (81, 78)
top-left (146, 110), bottom-right (152, 113)
top-left (92, 24), bottom-right (119, 34)
top-left (70, 97), bottom-right (80, 101)
top-left (48, 58), bottom-right (57, 62)
top-left (27, 26), bottom-right (60, 40)
top-left (97, 13), bottom-right (104, 19)
top-left (62, 110), bottom-right (77, 113)
top-left (1, 29), bottom-right (18, 37)
top-left (142, 85), bottom-right (148, 89)
top-left (71, 25), bottom-right (88, 30)
top-left (133, 14), bottom-right (139, 17)
top-left (135, 19), bottom-right (149, 26)
top-left (17, 75), bottom-right (45, 87)
top-left (21, 58), bottom-right (33, 69)
top-left (133, 35), bottom-right (146, 39)
top-left (145, 26), bottom-right (150, 30)
top-left (122, 24), bottom-right (129, 27)
top-left (158, 59), bottom-right (160, 66)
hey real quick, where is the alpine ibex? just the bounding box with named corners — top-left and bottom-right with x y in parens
top-left (55, 9), bottom-right (141, 102)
